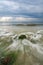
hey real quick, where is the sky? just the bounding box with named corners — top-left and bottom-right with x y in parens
top-left (0, 0), bottom-right (43, 24)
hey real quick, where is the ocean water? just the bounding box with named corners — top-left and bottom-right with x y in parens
top-left (0, 25), bottom-right (43, 33)
top-left (0, 25), bottom-right (43, 65)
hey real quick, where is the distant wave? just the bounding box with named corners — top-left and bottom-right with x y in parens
top-left (0, 22), bottom-right (43, 26)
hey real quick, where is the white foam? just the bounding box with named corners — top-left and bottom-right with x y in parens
top-left (37, 30), bottom-right (43, 35)
top-left (22, 39), bottom-right (43, 60)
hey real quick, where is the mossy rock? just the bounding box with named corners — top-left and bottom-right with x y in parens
top-left (0, 51), bottom-right (18, 65)
top-left (18, 35), bottom-right (26, 39)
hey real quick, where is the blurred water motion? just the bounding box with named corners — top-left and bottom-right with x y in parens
top-left (0, 26), bottom-right (43, 65)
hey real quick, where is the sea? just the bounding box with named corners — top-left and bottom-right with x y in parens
top-left (0, 25), bottom-right (43, 65)
top-left (0, 25), bottom-right (43, 33)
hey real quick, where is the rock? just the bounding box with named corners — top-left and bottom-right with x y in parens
top-left (18, 35), bottom-right (26, 39)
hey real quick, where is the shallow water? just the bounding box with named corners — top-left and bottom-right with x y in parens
top-left (0, 25), bottom-right (43, 33)
top-left (0, 25), bottom-right (43, 65)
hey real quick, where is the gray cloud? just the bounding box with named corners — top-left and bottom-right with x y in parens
top-left (0, 0), bottom-right (43, 23)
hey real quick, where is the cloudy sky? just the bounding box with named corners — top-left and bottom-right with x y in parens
top-left (0, 0), bottom-right (43, 24)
